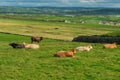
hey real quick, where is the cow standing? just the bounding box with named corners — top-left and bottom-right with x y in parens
top-left (31, 36), bottom-right (43, 43)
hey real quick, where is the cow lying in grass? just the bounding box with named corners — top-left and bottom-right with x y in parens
top-left (75, 45), bottom-right (93, 52)
top-left (9, 43), bottom-right (24, 49)
top-left (23, 42), bottom-right (40, 49)
top-left (31, 36), bottom-right (43, 43)
top-left (103, 42), bottom-right (117, 49)
top-left (54, 49), bottom-right (76, 57)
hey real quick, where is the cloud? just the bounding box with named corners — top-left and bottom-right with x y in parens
top-left (0, 0), bottom-right (119, 7)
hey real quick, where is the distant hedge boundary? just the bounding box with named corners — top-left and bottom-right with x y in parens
top-left (72, 36), bottom-right (120, 44)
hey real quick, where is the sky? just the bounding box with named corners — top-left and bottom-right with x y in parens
top-left (0, 0), bottom-right (120, 8)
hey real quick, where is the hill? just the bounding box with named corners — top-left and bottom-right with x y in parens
top-left (0, 14), bottom-right (120, 41)
top-left (0, 6), bottom-right (120, 15)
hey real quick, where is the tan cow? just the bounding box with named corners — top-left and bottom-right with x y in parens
top-left (23, 42), bottom-right (40, 49)
top-left (103, 42), bottom-right (117, 49)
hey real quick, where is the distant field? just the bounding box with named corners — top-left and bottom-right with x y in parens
top-left (0, 14), bottom-right (120, 80)
top-left (0, 33), bottom-right (119, 80)
top-left (0, 14), bottom-right (120, 41)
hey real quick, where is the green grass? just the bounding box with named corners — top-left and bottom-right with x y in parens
top-left (101, 30), bottom-right (120, 36)
top-left (0, 14), bottom-right (120, 80)
top-left (0, 33), bottom-right (120, 80)
top-left (0, 17), bottom-right (119, 41)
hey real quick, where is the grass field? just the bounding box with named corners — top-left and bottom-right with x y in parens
top-left (0, 14), bottom-right (120, 80)
top-left (0, 17), bottom-right (119, 41)
top-left (0, 33), bottom-right (120, 80)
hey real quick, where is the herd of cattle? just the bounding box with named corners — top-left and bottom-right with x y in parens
top-left (9, 37), bottom-right (117, 57)
top-left (54, 42), bottom-right (117, 57)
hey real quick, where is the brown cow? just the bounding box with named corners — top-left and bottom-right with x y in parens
top-left (31, 36), bottom-right (43, 43)
top-left (103, 42), bottom-right (117, 49)
top-left (54, 49), bottom-right (76, 57)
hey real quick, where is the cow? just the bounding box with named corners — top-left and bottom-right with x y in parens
top-left (75, 45), bottom-right (93, 52)
top-left (103, 42), bottom-right (117, 49)
top-left (54, 49), bottom-right (76, 57)
top-left (9, 43), bottom-right (24, 49)
top-left (23, 42), bottom-right (40, 49)
top-left (31, 36), bottom-right (43, 43)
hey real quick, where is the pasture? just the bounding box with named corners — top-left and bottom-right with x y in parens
top-left (0, 14), bottom-right (120, 41)
top-left (0, 14), bottom-right (120, 80)
top-left (0, 33), bottom-right (119, 80)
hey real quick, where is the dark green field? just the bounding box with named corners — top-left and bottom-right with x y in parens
top-left (0, 14), bottom-right (120, 80)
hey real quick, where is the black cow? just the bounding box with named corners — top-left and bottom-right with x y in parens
top-left (9, 43), bottom-right (25, 49)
